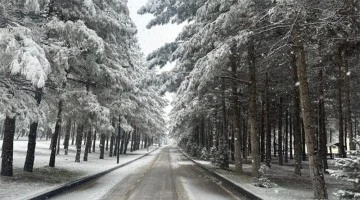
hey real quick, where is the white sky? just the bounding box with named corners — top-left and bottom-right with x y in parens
top-left (127, 0), bottom-right (184, 57)
top-left (127, 0), bottom-right (182, 128)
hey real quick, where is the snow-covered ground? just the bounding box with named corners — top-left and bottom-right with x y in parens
top-left (0, 137), bottom-right (156, 200)
top-left (0, 138), bottom-right (348, 200)
top-left (181, 149), bottom-right (350, 200)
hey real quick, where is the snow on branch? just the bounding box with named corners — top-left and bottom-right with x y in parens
top-left (0, 27), bottom-right (51, 88)
top-left (46, 18), bottom-right (105, 56)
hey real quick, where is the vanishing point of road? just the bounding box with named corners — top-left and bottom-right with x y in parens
top-left (51, 146), bottom-right (247, 200)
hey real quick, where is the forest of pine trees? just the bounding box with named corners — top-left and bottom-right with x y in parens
top-left (0, 0), bottom-right (165, 177)
top-left (1, 0), bottom-right (360, 199)
top-left (140, 0), bottom-right (360, 199)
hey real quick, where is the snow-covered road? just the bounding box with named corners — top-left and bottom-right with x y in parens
top-left (50, 146), bottom-right (246, 200)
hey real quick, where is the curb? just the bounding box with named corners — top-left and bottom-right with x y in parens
top-left (177, 148), bottom-right (262, 200)
top-left (25, 147), bottom-right (159, 200)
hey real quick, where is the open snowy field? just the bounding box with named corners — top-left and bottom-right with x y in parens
top-left (0, 138), bottom-right (156, 200)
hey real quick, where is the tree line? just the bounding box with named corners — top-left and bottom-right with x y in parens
top-left (140, 0), bottom-right (360, 198)
top-left (0, 0), bottom-right (165, 177)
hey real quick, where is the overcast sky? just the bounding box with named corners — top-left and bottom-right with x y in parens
top-left (127, 0), bottom-right (184, 56)
top-left (127, 0), bottom-right (181, 128)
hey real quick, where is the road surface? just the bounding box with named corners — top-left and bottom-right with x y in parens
top-left (51, 146), bottom-right (246, 200)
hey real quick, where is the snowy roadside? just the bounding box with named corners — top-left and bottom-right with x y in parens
top-left (178, 148), bottom-right (350, 200)
top-left (0, 138), bottom-right (158, 200)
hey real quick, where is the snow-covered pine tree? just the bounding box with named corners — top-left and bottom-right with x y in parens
top-left (0, 0), bottom-right (166, 176)
top-left (140, 0), bottom-right (359, 198)
top-left (44, 16), bottom-right (107, 166)
top-left (44, 0), bottom-right (143, 165)
top-left (0, 3), bottom-right (51, 175)
top-left (138, 0), bottom-right (205, 28)
top-left (0, 0), bottom-right (166, 169)
top-left (141, 0), bottom-right (264, 173)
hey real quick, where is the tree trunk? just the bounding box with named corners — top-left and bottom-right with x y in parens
top-left (114, 124), bottom-right (118, 156)
top-left (260, 100), bottom-right (265, 162)
top-left (195, 120), bottom-right (200, 147)
top-left (208, 119), bottom-right (213, 149)
top-left (278, 97), bottom-right (283, 166)
top-left (285, 108), bottom-right (289, 163)
top-left (144, 135), bottom-right (147, 149)
top-left (343, 0), bottom-right (356, 151)
top-left (92, 129), bottom-right (96, 153)
top-left (120, 129), bottom-right (125, 154)
top-left (248, 41), bottom-right (260, 177)
top-left (344, 52), bottom-right (354, 150)
top-left (273, 121), bottom-right (277, 158)
top-left (265, 72), bottom-right (272, 168)
top-left (220, 78), bottom-right (229, 169)
top-left (318, 69), bottom-right (328, 171)
top-left (63, 119), bottom-right (71, 155)
top-left (84, 127), bottom-right (92, 161)
top-left (294, 31), bottom-right (328, 199)
top-left (1, 116), bottom-right (16, 176)
top-left (116, 130), bottom-right (120, 163)
top-left (355, 118), bottom-right (357, 149)
top-left (290, 115), bottom-right (293, 159)
top-left (100, 133), bottom-right (106, 159)
top-left (56, 130), bottom-right (61, 155)
top-left (231, 55), bottom-right (243, 173)
top-left (134, 129), bottom-right (138, 150)
top-left (138, 132), bottom-right (141, 150)
top-left (291, 41), bottom-right (301, 172)
top-left (130, 131), bottom-right (134, 152)
top-left (124, 132), bottom-right (131, 154)
top-left (24, 88), bottom-right (42, 172)
top-left (0, 120), bottom-right (4, 139)
top-left (200, 117), bottom-right (206, 148)
top-left (344, 121), bottom-right (347, 151)
top-left (242, 116), bottom-right (247, 159)
top-left (300, 120), bottom-right (306, 161)
top-left (106, 134), bottom-right (109, 151)
top-left (214, 108), bottom-right (219, 150)
top-left (330, 129), bottom-right (333, 159)
top-left (83, 132), bottom-right (87, 146)
top-left (1, 135), bottom-right (3, 158)
top-left (47, 127), bottom-right (52, 143)
top-left (75, 125), bottom-right (84, 162)
top-left (116, 118), bottom-right (121, 164)
top-left (247, 120), bottom-right (251, 157)
top-left (49, 97), bottom-right (64, 167)
top-left (71, 121), bottom-right (75, 146)
top-left (337, 46), bottom-right (346, 158)
top-left (205, 121), bottom-right (209, 150)
top-left (109, 133), bottom-right (114, 157)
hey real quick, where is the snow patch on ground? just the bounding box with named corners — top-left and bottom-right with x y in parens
top-left (181, 149), bottom-right (350, 200)
top-left (0, 138), bottom-right (155, 200)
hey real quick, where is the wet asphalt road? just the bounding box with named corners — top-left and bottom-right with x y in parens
top-left (51, 146), bottom-right (245, 200)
